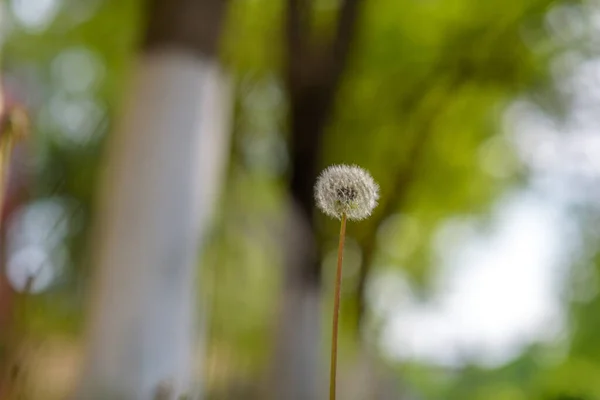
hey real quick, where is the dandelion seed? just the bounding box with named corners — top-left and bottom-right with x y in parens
top-left (315, 164), bottom-right (379, 221)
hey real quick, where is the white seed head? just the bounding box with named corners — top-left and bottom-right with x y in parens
top-left (315, 164), bottom-right (379, 221)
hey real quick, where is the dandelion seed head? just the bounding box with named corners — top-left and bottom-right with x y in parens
top-left (315, 164), bottom-right (379, 221)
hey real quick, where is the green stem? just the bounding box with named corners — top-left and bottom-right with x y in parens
top-left (329, 213), bottom-right (347, 400)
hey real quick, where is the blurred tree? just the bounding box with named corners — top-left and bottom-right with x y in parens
top-left (73, 0), bottom-right (232, 398)
top-left (269, 0), bottom-right (367, 399)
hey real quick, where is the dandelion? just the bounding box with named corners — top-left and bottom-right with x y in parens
top-left (315, 164), bottom-right (379, 400)
top-left (315, 164), bottom-right (379, 221)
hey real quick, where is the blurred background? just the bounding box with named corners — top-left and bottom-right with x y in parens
top-left (0, 0), bottom-right (598, 399)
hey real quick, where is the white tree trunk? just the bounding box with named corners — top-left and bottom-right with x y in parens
top-left (74, 50), bottom-right (231, 400)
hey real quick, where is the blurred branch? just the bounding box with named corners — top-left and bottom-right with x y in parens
top-left (354, 126), bottom-right (429, 333)
top-left (286, 0), bottom-right (364, 91)
top-left (354, 76), bottom-right (464, 336)
top-left (286, 0), bottom-right (310, 85)
top-left (353, 0), bottom-right (553, 333)
top-left (330, 0), bottom-right (364, 83)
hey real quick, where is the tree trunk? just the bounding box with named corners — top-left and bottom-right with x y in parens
top-left (74, 1), bottom-right (231, 398)
top-left (268, 0), bottom-right (365, 397)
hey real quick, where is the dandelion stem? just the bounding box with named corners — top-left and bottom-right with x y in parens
top-left (329, 212), bottom-right (347, 400)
